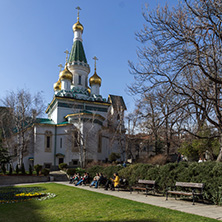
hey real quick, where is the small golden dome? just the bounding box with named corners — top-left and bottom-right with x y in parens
top-left (59, 65), bottom-right (72, 81)
top-left (89, 71), bottom-right (101, 86)
top-left (87, 86), bottom-right (91, 94)
top-left (54, 80), bottom-right (61, 91)
top-left (73, 20), bottom-right (84, 33)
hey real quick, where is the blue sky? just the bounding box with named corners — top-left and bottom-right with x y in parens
top-left (0, 0), bottom-right (178, 115)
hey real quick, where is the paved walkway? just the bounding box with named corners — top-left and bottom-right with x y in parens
top-left (56, 181), bottom-right (222, 221)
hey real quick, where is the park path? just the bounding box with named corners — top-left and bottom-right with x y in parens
top-left (56, 181), bottom-right (222, 221)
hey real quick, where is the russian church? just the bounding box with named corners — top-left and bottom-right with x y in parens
top-left (12, 9), bottom-right (126, 170)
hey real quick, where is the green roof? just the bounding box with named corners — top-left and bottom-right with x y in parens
top-left (36, 118), bottom-right (55, 125)
top-left (68, 40), bottom-right (87, 63)
top-left (36, 118), bottom-right (69, 125)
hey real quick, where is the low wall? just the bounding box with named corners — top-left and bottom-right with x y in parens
top-left (0, 175), bottom-right (49, 186)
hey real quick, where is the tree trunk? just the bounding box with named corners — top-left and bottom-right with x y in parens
top-left (216, 135), bottom-right (222, 162)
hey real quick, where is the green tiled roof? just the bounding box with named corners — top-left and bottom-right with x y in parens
top-left (78, 110), bottom-right (92, 114)
top-left (57, 121), bottom-right (69, 125)
top-left (68, 40), bottom-right (87, 63)
top-left (36, 118), bottom-right (55, 125)
top-left (36, 118), bottom-right (69, 125)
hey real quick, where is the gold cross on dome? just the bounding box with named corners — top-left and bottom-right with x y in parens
top-left (58, 64), bottom-right (63, 72)
top-left (64, 50), bottom-right (69, 63)
top-left (93, 56), bottom-right (98, 71)
top-left (76, 6), bottom-right (81, 21)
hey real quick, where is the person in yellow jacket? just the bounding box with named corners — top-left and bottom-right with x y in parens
top-left (111, 173), bottom-right (120, 188)
top-left (104, 173), bottom-right (120, 191)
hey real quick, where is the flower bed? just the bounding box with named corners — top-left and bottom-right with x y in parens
top-left (0, 187), bottom-right (56, 204)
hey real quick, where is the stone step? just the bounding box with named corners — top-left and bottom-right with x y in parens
top-left (49, 171), bottom-right (68, 181)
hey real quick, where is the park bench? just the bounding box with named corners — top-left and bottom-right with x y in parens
top-left (130, 179), bottom-right (156, 196)
top-left (166, 182), bottom-right (204, 205)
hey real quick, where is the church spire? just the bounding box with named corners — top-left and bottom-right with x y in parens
top-left (68, 7), bottom-right (90, 92)
top-left (69, 6), bottom-right (87, 64)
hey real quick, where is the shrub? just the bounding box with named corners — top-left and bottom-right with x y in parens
top-left (103, 165), bottom-right (123, 179)
top-left (34, 164), bottom-right (42, 176)
top-left (59, 163), bottom-right (68, 170)
top-left (67, 168), bottom-right (76, 176)
top-left (86, 165), bottom-right (104, 178)
top-left (119, 163), bottom-right (154, 186)
top-left (9, 164), bottom-right (12, 175)
top-left (29, 164), bottom-right (33, 175)
top-left (2, 164), bottom-right (6, 174)
top-left (20, 163), bottom-right (26, 175)
top-left (41, 168), bottom-right (50, 176)
top-left (75, 167), bottom-right (85, 176)
top-left (16, 164), bottom-right (19, 174)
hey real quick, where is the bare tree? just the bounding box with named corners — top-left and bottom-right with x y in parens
top-left (1, 89), bottom-right (45, 166)
top-left (125, 110), bottom-right (140, 160)
top-left (66, 111), bottom-right (99, 168)
top-left (129, 0), bottom-right (222, 161)
top-left (107, 97), bottom-right (126, 161)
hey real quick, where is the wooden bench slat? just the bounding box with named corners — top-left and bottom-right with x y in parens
top-left (168, 191), bottom-right (193, 196)
top-left (175, 182), bottom-right (204, 188)
top-left (131, 187), bottom-right (147, 190)
top-left (138, 179), bottom-right (155, 185)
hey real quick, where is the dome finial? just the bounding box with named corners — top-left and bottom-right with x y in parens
top-left (58, 64), bottom-right (63, 72)
top-left (76, 6), bottom-right (81, 22)
top-left (73, 6), bottom-right (84, 33)
top-left (93, 56), bottom-right (98, 72)
top-left (64, 50), bottom-right (70, 63)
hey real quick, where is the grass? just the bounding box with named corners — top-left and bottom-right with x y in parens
top-left (0, 183), bottom-right (218, 222)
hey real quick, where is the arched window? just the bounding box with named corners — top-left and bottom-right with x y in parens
top-left (45, 131), bottom-right (52, 152)
top-left (78, 75), bottom-right (82, 85)
top-left (60, 138), bottom-right (62, 148)
top-left (98, 132), bottom-right (102, 153)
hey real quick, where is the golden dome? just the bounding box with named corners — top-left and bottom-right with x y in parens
top-left (89, 71), bottom-right (101, 86)
top-left (73, 20), bottom-right (84, 33)
top-left (54, 80), bottom-right (61, 91)
top-left (59, 65), bottom-right (72, 81)
top-left (87, 86), bottom-right (91, 94)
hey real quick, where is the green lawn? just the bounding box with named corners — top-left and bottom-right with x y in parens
top-left (0, 183), bottom-right (218, 222)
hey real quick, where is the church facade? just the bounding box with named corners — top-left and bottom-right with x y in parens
top-left (10, 10), bottom-right (126, 170)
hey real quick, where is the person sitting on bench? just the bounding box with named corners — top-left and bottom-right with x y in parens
top-left (75, 172), bottom-right (89, 186)
top-left (104, 173), bottom-right (120, 191)
top-left (90, 173), bottom-right (100, 188)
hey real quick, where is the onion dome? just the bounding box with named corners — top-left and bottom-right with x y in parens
top-left (73, 20), bottom-right (84, 33)
top-left (54, 80), bottom-right (61, 91)
top-left (89, 71), bottom-right (101, 86)
top-left (59, 64), bottom-right (72, 81)
top-left (87, 86), bottom-right (91, 94)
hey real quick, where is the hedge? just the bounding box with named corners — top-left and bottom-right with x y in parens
top-left (86, 165), bottom-right (123, 179)
top-left (87, 162), bottom-right (222, 205)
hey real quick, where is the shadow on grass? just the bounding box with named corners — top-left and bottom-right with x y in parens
top-left (88, 220), bottom-right (169, 222)
top-left (0, 186), bottom-right (47, 222)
